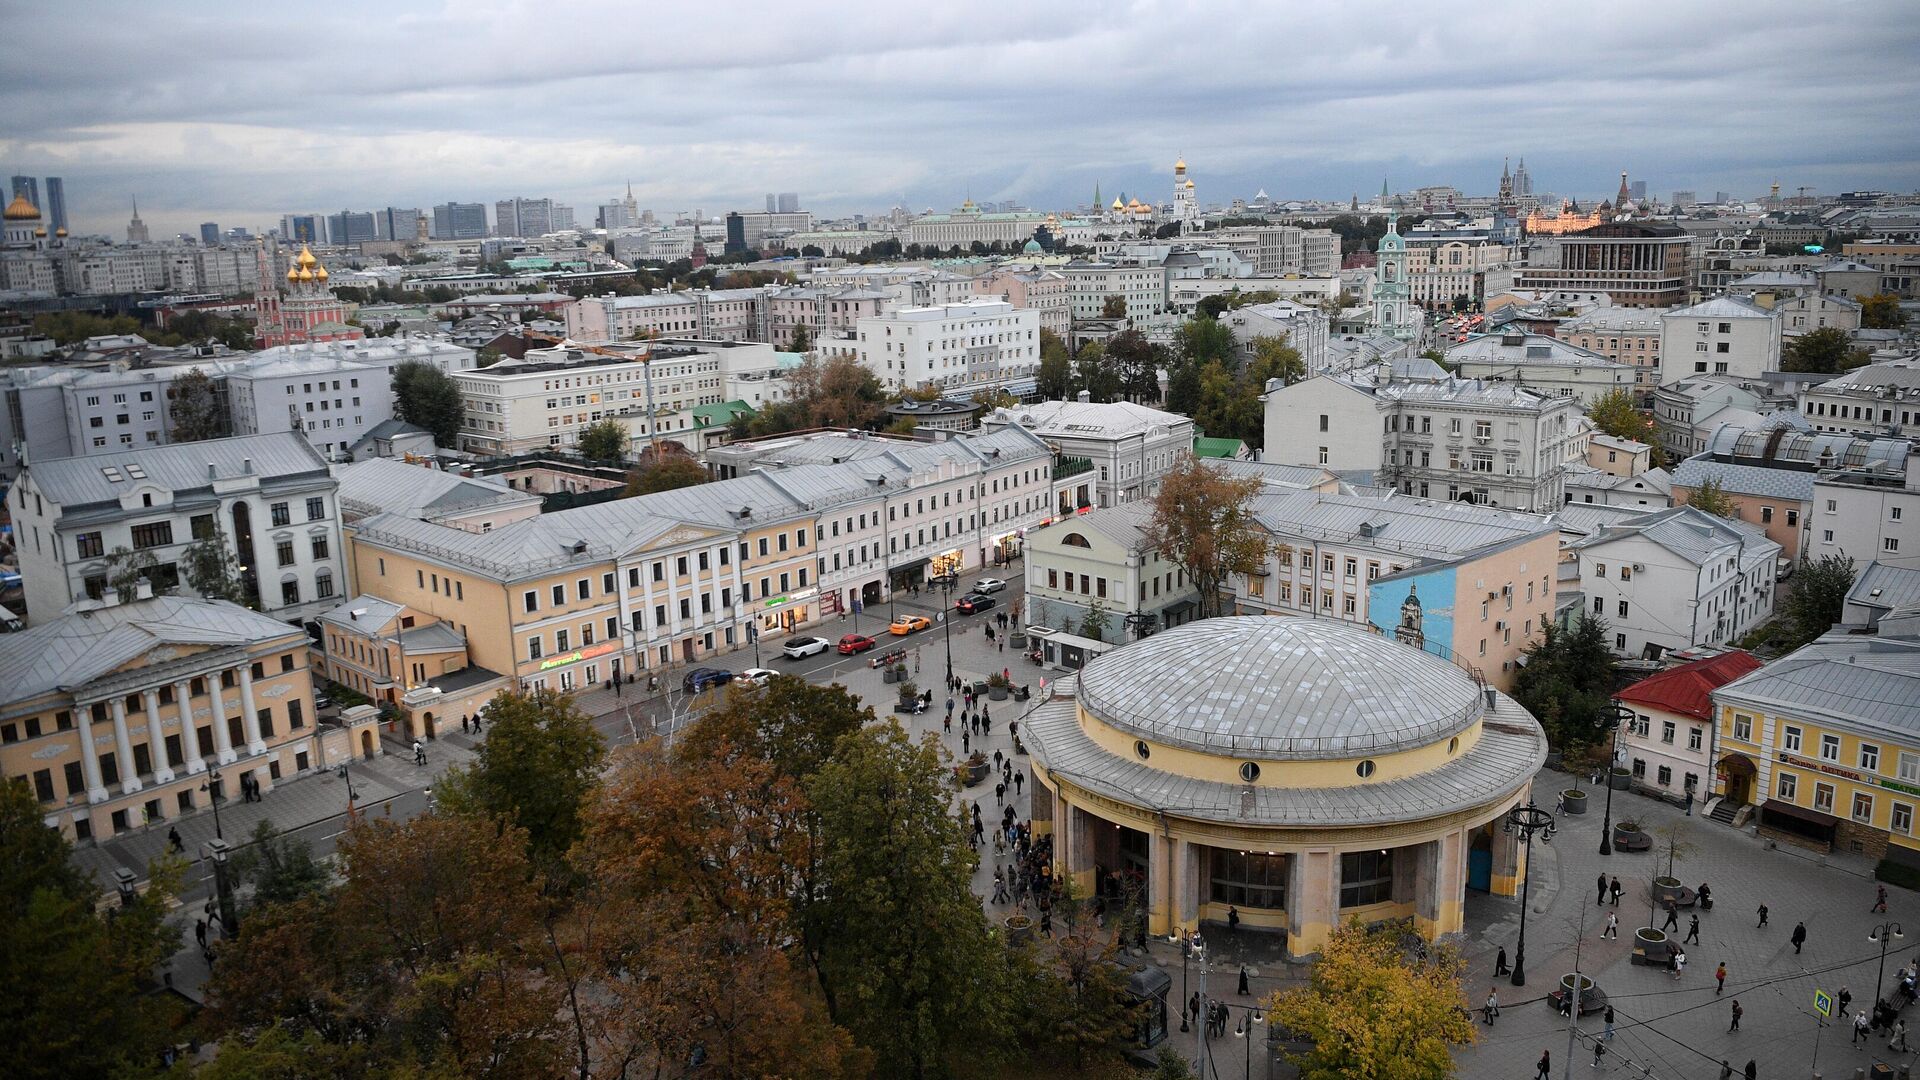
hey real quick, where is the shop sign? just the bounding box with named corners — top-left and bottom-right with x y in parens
top-left (538, 640), bottom-right (618, 671)
top-left (1776, 750), bottom-right (1865, 784)
top-left (763, 587), bottom-right (817, 610)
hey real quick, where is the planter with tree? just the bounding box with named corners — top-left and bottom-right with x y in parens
top-left (1630, 926), bottom-right (1672, 966)
top-left (958, 751), bottom-right (990, 787)
top-left (1561, 789), bottom-right (1587, 815)
top-left (1612, 821), bottom-right (1650, 851)
top-left (1609, 767), bottom-right (1632, 790)
top-left (895, 680), bottom-right (920, 714)
top-left (1003, 913), bottom-right (1034, 946)
top-left (987, 672), bottom-right (1011, 701)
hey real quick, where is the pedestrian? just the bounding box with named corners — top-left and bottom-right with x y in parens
top-left (1555, 790), bottom-right (1566, 815)
top-left (168, 826), bottom-right (184, 853)
top-left (1238, 965), bottom-right (1250, 996)
top-left (1603, 1004), bottom-right (1615, 1040)
top-left (1663, 900), bottom-right (1680, 932)
top-left (412, 739), bottom-right (425, 765)
top-left (460, 714), bottom-right (468, 734)
top-left (1855, 1009), bottom-right (1872, 1044)
top-left (944, 714), bottom-right (952, 734)
top-left (913, 648), bottom-right (921, 674)
top-left (1685, 790), bottom-right (1694, 816)
top-left (1744, 1059), bottom-right (1757, 1080)
top-left (1756, 903), bottom-right (1769, 928)
top-left (1536, 1049), bottom-right (1551, 1080)
top-left (1729, 999), bottom-right (1742, 1032)
top-left (1014, 772), bottom-right (1024, 794)
top-left (962, 732), bottom-right (971, 755)
top-left (1610, 876), bottom-right (1623, 906)
top-left (1603, 912), bottom-right (1619, 939)
top-left (1892, 1019), bottom-right (1910, 1053)
top-left (1716, 962), bottom-right (1727, 994)
top-left (1484, 988), bottom-right (1500, 1025)
top-left (473, 713), bottom-right (483, 734)
top-left (1699, 881), bottom-right (1713, 910)
top-left (1188, 992), bottom-right (1201, 1027)
top-left (993, 749), bottom-right (1004, 769)
top-left (1875, 884), bottom-right (1890, 914)
top-left (995, 781), bottom-right (1005, 805)
top-left (1791, 921), bottom-right (1806, 954)
top-left (1592, 1040), bottom-right (1606, 1069)
top-left (194, 918), bottom-right (207, 948)
top-left (1719, 1061), bottom-right (1733, 1080)
top-left (1685, 914), bottom-right (1701, 944)
top-left (1597, 872), bottom-right (1609, 905)
top-left (1673, 948), bottom-right (1686, 980)
top-left (1840, 987), bottom-right (1854, 1017)
top-left (1228, 905), bottom-right (1241, 934)
top-left (1495, 946), bottom-right (1511, 976)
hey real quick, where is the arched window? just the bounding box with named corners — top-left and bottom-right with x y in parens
top-left (1061, 532), bottom-right (1091, 548)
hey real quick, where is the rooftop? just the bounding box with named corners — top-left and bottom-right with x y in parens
top-left (1715, 630), bottom-right (1920, 740)
top-left (985, 398), bottom-right (1191, 439)
top-left (1568, 503), bottom-right (1779, 565)
top-left (334, 458), bottom-right (538, 523)
top-left (1249, 490), bottom-right (1553, 561)
top-left (1615, 650), bottom-right (1763, 721)
top-left (25, 431), bottom-right (331, 508)
top-left (1665, 295), bottom-right (1777, 320)
top-left (1848, 562), bottom-right (1920, 620)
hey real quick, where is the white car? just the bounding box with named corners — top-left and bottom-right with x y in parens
top-left (737, 667), bottom-right (781, 686)
top-left (781, 635), bottom-right (830, 659)
top-left (972, 577), bottom-right (1007, 594)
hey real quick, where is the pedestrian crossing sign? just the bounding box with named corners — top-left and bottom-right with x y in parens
top-left (1814, 989), bottom-right (1833, 1017)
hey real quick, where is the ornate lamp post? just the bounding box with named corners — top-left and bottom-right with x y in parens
top-left (1870, 921), bottom-right (1905, 1007)
top-left (930, 572), bottom-right (959, 682)
top-left (1599, 703), bottom-right (1632, 856)
top-left (199, 767), bottom-right (226, 841)
top-left (1504, 798), bottom-right (1556, 986)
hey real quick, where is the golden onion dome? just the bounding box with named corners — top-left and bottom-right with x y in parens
top-left (297, 244), bottom-right (318, 267)
top-left (1185, 179), bottom-right (1195, 189)
top-left (296, 267), bottom-right (315, 282)
top-left (286, 265), bottom-right (300, 281)
top-left (1111, 197), bottom-right (1124, 211)
top-left (33, 226), bottom-right (47, 237)
top-left (54, 226), bottom-right (67, 238)
top-left (314, 265), bottom-right (328, 282)
top-left (3, 193), bottom-right (40, 220)
top-left (1175, 158), bottom-right (1187, 172)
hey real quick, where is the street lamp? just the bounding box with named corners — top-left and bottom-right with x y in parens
top-left (1503, 799), bottom-right (1556, 986)
top-left (336, 762), bottom-right (357, 811)
top-left (1870, 921), bottom-right (1905, 1009)
top-left (199, 767), bottom-right (226, 841)
top-left (1599, 703), bottom-right (1632, 856)
top-left (1235, 1005), bottom-right (1266, 1080)
top-left (930, 571), bottom-right (959, 682)
top-left (204, 836), bottom-right (237, 940)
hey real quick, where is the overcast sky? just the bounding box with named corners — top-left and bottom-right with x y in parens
top-left (4, 0), bottom-right (1918, 239)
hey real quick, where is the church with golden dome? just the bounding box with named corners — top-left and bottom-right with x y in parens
top-left (3, 191), bottom-right (65, 251)
top-left (252, 243), bottom-right (363, 348)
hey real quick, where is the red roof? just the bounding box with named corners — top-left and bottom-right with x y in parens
top-left (1614, 651), bottom-right (1763, 721)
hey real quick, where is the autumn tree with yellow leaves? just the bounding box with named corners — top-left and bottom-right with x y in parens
top-left (1264, 920), bottom-right (1476, 1080)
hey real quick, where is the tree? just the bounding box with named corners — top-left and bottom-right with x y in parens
top-left (230, 819), bottom-right (329, 908)
top-left (182, 525), bottom-right (252, 607)
top-left (790, 323), bottom-right (814, 352)
top-left (1173, 316), bottom-right (1236, 371)
top-left (1586, 388), bottom-right (1655, 446)
top-left (1036, 328), bottom-right (1074, 400)
top-left (1512, 618), bottom-right (1619, 751)
top-left (1265, 920), bottom-right (1476, 1080)
top-left (1073, 341), bottom-right (1121, 403)
top-left (1106, 328), bottom-right (1161, 403)
top-left (624, 450), bottom-right (711, 495)
top-left (1143, 456), bottom-right (1272, 619)
top-left (1100, 294), bottom-right (1128, 319)
top-left (437, 689), bottom-right (606, 869)
top-left (1017, 923), bottom-right (1142, 1073)
top-left (167, 366), bottom-right (223, 442)
top-left (390, 359), bottom-right (464, 447)
top-left (574, 418), bottom-right (629, 463)
top-left (1860, 292), bottom-right (1906, 330)
top-left (810, 722), bottom-right (1012, 1078)
top-left (99, 545), bottom-right (162, 599)
top-left (1783, 326), bottom-right (1864, 374)
top-left (0, 780), bottom-right (185, 1080)
top-left (1682, 475), bottom-right (1740, 519)
top-left (1247, 334), bottom-right (1305, 388)
top-left (1782, 552), bottom-right (1855, 650)
top-left (1079, 599), bottom-right (1112, 642)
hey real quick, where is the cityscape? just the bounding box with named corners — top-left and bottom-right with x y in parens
top-left (4, 3), bottom-right (1920, 1078)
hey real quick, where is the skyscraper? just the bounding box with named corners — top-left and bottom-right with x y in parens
top-left (282, 214), bottom-right (323, 244)
top-left (1512, 158), bottom-right (1533, 197)
top-left (325, 209), bottom-right (377, 245)
top-left (766, 193), bottom-right (777, 213)
top-left (44, 177), bottom-right (66, 232)
top-left (431, 202), bottom-right (487, 240)
top-left (375, 207), bottom-right (421, 242)
top-left (126, 197), bottom-right (149, 244)
top-left (9, 176), bottom-right (39, 210)
top-left (493, 197), bottom-right (554, 237)
top-left (200, 222), bottom-right (221, 245)
top-left (777, 192), bottom-right (800, 213)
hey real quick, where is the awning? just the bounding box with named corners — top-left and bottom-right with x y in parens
top-left (1760, 799), bottom-right (1838, 828)
top-left (1162, 599), bottom-right (1197, 617)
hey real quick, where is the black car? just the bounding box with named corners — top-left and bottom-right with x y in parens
top-left (956, 592), bottom-right (997, 615)
top-left (682, 667), bottom-right (735, 693)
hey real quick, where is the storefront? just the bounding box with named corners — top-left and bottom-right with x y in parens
top-left (534, 639), bottom-right (621, 693)
top-left (989, 529), bottom-right (1027, 566)
top-left (756, 587), bottom-right (816, 635)
top-left (930, 548), bottom-right (965, 578)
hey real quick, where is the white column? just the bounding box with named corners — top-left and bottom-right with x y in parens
top-left (143, 689), bottom-right (175, 783)
top-left (177, 680), bottom-right (206, 774)
top-left (109, 696), bottom-right (142, 794)
top-left (77, 705), bottom-right (109, 803)
top-left (210, 677), bottom-right (237, 765)
top-left (238, 664), bottom-right (265, 755)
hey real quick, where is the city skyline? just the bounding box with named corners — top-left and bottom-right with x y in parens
top-left (2, 0), bottom-right (1918, 239)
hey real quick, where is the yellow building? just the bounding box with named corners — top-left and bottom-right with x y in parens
top-left (1711, 621), bottom-right (1920, 862)
top-left (0, 593), bottom-right (320, 842)
top-left (1022, 617), bottom-right (1546, 961)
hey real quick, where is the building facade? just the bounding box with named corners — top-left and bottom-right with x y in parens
top-left (1659, 296), bottom-right (1782, 384)
top-left (1614, 650), bottom-right (1761, 807)
top-left (1569, 505), bottom-right (1780, 660)
top-left (854, 299), bottom-right (1040, 394)
top-left (981, 398), bottom-right (1194, 510)
top-left (1516, 223), bottom-right (1692, 307)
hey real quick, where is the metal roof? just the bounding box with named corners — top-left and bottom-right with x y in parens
top-left (316, 594), bottom-right (406, 632)
top-left (1714, 631), bottom-right (1920, 740)
top-left (335, 458), bottom-right (537, 522)
top-left (1671, 457), bottom-right (1817, 502)
top-left (1568, 504), bottom-right (1778, 565)
top-left (26, 431), bottom-right (331, 508)
top-left (1848, 562), bottom-right (1920, 617)
top-left (1249, 489), bottom-right (1553, 560)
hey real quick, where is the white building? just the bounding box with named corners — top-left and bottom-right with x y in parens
top-left (1060, 260), bottom-right (1169, 320)
top-left (1445, 331), bottom-right (1634, 406)
top-left (564, 288), bottom-right (768, 342)
top-left (227, 353), bottom-right (387, 461)
top-left (905, 202), bottom-right (1048, 250)
top-left (853, 299), bottom-right (1040, 395)
top-left (1219, 300), bottom-right (1332, 377)
top-left (1570, 504), bottom-right (1780, 660)
top-left (973, 268), bottom-right (1071, 338)
top-left (1808, 458), bottom-right (1920, 571)
top-left (1022, 500), bottom-right (1200, 641)
top-left (1561, 306), bottom-right (1665, 391)
top-left (1799, 358), bottom-right (1920, 438)
top-left (11, 432), bottom-right (347, 626)
top-left (1262, 371), bottom-right (1579, 512)
top-left (1563, 464), bottom-right (1673, 509)
top-left (981, 397), bottom-right (1195, 510)
top-left (1659, 296), bottom-right (1782, 384)
top-left (1614, 650), bottom-right (1762, 806)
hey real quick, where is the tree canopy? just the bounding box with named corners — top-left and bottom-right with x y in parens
top-left (1265, 920), bottom-right (1475, 1080)
top-left (1781, 552), bottom-right (1855, 651)
top-left (1512, 618), bottom-right (1619, 752)
top-left (1585, 388), bottom-right (1656, 448)
top-left (167, 366), bottom-right (223, 442)
top-left (435, 688), bottom-right (607, 869)
top-left (575, 418), bottom-right (629, 463)
top-left (1036, 329), bottom-right (1073, 400)
top-left (1682, 476), bottom-right (1739, 519)
top-left (1783, 326), bottom-right (1866, 374)
top-left (1860, 292), bottom-right (1906, 330)
top-left (1144, 456), bottom-right (1273, 618)
top-left (390, 360), bottom-right (465, 448)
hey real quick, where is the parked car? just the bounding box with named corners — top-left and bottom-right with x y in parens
top-left (838, 633), bottom-right (878, 654)
top-left (736, 667), bottom-right (780, 686)
top-left (890, 615), bottom-right (932, 635)
top-left (972, 577), bottom-right (1007, 594)
top-left (956, 593), bottom-right (997, 615)
top-left (682, 667), bottom-right (734, 694)
top-left (313, 692), bottom-right (334, 710)
top-left (782, 635), bottom-right (830, 659)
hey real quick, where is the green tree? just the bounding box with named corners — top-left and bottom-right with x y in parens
top-left (167, 366), bottom-right (223, 442)
top-left (1860, 292), bottom-right (1906, 330)
top-left (99, 545), bottom-right (161, 599)
top-left (1174, 316), bottom-right (1236, 371)
top-left (1018, 923), bottom-right (1142, 1072)
top-left (437, 689), bottom-right (607, 868)
top-left (1078, 599), bottom-right (1112, 642)
top-left (1144, 456), bottom-right (1273, 618)
top-left (811, 722), bottom-right (1012, 1078)
top-left (0, 780), bottom-right (185, 1080)
top-left (1586, 388), bottom-right (1655, 446)
top-left (1265, 920), bottom-right (1476, 1080)
top-left (1247, 333), bottom-right (1305, 388)
top-left (1683, 475), bottom-right (1740, 519)
top-left (1106, 328), bottom-right (1161, 403)
top-left (182, 526), bottom-right (252, 607)
top-left (1782, 552), bottom-right (1855, 650)
top-left (624, 452), bottom-right (711, 495)
top-left (390, 360), bottom-right (465, 448)
top-left (1512, 618), bottom-right (1619, 751)
top-left (230, 820), bottom-right (330, 908)
top-left (1100, 294), bottom-right (1128, 319)
top-left (1073, 341), bottom-right (1121, 403)
top-left (1783, 326), bottom-right (1863, 374)
top-left (790, 322), bottom-right (814, 352)
top-left (574, 418), bottom-right (629, 463)
top-left (1036, 328), bottom-right (1074, 400)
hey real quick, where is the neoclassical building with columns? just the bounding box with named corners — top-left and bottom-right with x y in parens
top-left (0, 593), bottom-right (321, 843)
top-left (1023, 617), bottom-right (1546, 960)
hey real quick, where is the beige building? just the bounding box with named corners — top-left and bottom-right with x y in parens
top-left (973, 267), bottom-right (1070, 337)
top-left (0, 594), bottom-right (322, 843)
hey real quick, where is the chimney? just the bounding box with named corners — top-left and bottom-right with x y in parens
top-left (134, 579), bottom-right (153, 601)
top-left (1077, 390), bottom-right (1091, 403)
top-left (242, 458), bottom-right (253, 475)
top-left (207, 462), bottom-right (217, 479)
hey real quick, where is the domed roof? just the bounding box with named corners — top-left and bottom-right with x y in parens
top-left (1184, 179), bottom-right (1195, 189)
top-left (3, 194), bottom-right (40, 220)
top-left (286, 264), bottom-right (300, 281)
top-left (1076, 617), bottom-right (1485, 758)
top-left (296, 244), bottom-right (318, 267)
top-left (1022, 238), bottom-right (1043, 253)
top-left (33, 226), bottom-right (46, 237)
top-left (1111, 197), bottom-right (1124, 211)
top-left (314, 265), bottom-right (328, 281)
top-left (53, 227), bottom-right (66, 237)
top-left (1175, 157), bottom-right (1187, 171)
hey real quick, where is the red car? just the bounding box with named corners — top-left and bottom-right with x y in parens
top-left (838, 633), bottom-right (877, 654)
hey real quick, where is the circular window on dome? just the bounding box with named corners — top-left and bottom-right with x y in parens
top-left (1356, 759), bottom-right (1376, 778)
top-left (1448, 737), bottom-right (1459, 755)
top-left (1134, 740), bottom-right (1151, 761)
top-left (1239, 761), bottom-right (1261, 783)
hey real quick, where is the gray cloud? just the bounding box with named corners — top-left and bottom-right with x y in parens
top-left (3, 0), bottom-right (1917, 239)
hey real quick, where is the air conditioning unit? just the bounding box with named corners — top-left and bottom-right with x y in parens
top-left (1496, 620), bottom-right (1508, 631)
top-left (1632, 563), bottom-right (1646, 573)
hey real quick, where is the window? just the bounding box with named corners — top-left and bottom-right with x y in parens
top-left (1813, 782), bottom-right (1836, 814)
top-left (1618, 600), bottom-right (1630, 618)
top-left (306, 497), bottom-right (325, 521)
top-left (1861, 744), bottom-right (1881, 772)
top-left (1688, 727), bottom-right (1703, 751)
top-left (281, 579), bottom-right (300, 606)
top-left (129, 521), bottom-right (173, 549)
top-left (191, 514), bottom-right (216, 541)
top-left (1853, 791), bottom-right (1875, 823)
top-left (311, 535), bottom-right (329, 560)
top-left (315, 570), bottom-right (334, 599)
top-left (1210, 850), bottom-right (1288, 910)
top-left (523, 590), bottom-right (539, 613)
top-left (1776, 771), bottom-right (1797, 800)
top-left (1657, 764), bottom-right (1673, 787)
top-left (1780, 724), bottom-right (1799, 751)
top-left (1900, 753), bottom-right (1920, 783)
top-left (1660, 720), bottom-right (1675, 744)
top-left (1895, 803), bottom-right (1914, 836)
top-left (269, 502), bottom-right (290, 527)
top-left (275, 540), bottom-right (295, 567)
top-left (1339, 850), bottom-right (1394, 908)
top-left (1819, 733), bottom-right (1840, 761)
top-left (551, 584), bottom-right (565, 607)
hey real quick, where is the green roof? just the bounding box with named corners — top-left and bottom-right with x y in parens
top-left (1192, 436), bottom-right (1245, 460)
top-left (691, 400), bottom-right (754, 428)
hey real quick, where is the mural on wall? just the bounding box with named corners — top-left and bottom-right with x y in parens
top-left (1368, 568), bottom-right (1455, 662)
